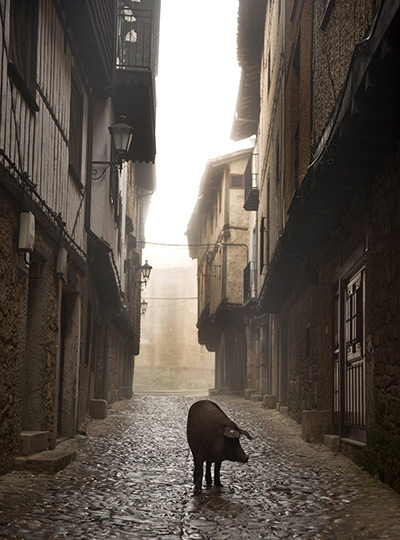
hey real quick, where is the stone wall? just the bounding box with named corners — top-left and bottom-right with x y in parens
top-left (0, 185), bottom-right (61, 469)
top-left (0, 188), bottom-right (27, 473)
top-left (286, 274), bottom-right (320, 423)
top-left (312, 0), bottom-right (379, 147)
top-left (284, 142), bottom-right (400, 491)
top-left (364, 145), bottom-right (400, 491)
top-left (25, 226), bottom-right (59, 439)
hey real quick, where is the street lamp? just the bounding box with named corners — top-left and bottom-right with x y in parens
top-left (140, 260), bottom-right (152, 286)
top-left (108, 115), bottom-right (134, 157)
top-left (91, 116), bottom-right (134, 180)
top-left (140, 299), bottom-right (148, 316)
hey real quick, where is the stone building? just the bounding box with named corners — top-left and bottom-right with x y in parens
top-left (0, 0), bottom-right (159, 474)
top-left (232, 0), bottom-right (400, 492)
top-left (134, 261), bottom-right (215, 394)
top-left (187, 149), bottom-right (253, 395)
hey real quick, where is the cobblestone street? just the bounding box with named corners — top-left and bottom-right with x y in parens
top-left (0, 395), bottom-right (399, 539)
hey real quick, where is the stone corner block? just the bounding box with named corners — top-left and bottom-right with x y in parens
top-left (324, 434), bottom-right (340, 452)
top-left (89, 399), bottom-right (108, 420)
top-left (301, 410), bottom-right (329, 443)
top-left (244, 388), bottom-right (257, 400)
top-left (19, 431), bottom-right (49, 456)
top-left (262, 394), bottom-right (277, 409)
top-left (250, 393), bottom-right (263, 402)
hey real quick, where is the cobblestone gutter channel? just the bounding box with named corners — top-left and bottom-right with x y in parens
top-left (0, 395), bottom-right (399, 539)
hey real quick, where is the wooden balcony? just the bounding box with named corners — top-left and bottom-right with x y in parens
top-left (114, 0), bottom-right (160, 163)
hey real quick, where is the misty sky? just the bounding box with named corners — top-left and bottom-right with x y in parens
top-left (143, 0), bottom-right (252, 269)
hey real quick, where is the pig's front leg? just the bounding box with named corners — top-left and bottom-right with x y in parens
top-left (205, 461), bottom-right (213, 486)
top-left (193, 458), bottom-right (204, 494)
top-left (214, 461), bottom-right (222, 487)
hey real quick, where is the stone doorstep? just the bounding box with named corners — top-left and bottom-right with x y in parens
top-left (19, 431), bottom-right (49, 456)
top-left (14, 440), bottom-right (77, 475)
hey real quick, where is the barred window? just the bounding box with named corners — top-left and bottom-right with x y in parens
top-left (345, 269), bottom-right (365, 361)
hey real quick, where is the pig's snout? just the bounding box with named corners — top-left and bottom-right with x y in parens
top-left (238, 452), bottom-right (249, 464)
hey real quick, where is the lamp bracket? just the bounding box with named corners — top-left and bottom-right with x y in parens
top-left (91, 160), bottom-right (122, 181)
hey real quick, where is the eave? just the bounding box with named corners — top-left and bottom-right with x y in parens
top-left (114, 69), bottom-right (156, 163)
top-left (60, 0), bottom-right (117, 92)
top-left (87, 233), bottom-right (122, 307)
top-left (231, 0), bottom-right (266, 141)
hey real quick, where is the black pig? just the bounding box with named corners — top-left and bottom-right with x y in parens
top-left (187, 400), bottom-right (252, 493)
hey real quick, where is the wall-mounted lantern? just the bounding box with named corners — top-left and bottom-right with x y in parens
top-left (18, 212), bottom-right (35, 252)
top-left (92, 115), bottom-right (134, 180)
top-left (108, 115), bottom-right (134, 157)
top-left (140, 260), bottom-right (152, 287)
top-left (140, 299), bottom-right (148, 316)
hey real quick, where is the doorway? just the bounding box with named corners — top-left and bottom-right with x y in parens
top-left (57, 290), bottom-right (80, 438)
top-left (334, 266), bottom-right (366, 443)
top-left (22, 260), bottom-right (47, 431)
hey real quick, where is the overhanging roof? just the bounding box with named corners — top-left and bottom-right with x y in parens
top-left (258, 1), bottom-right (400, 312)
top-left (231, 0), bottom-right (266, 141)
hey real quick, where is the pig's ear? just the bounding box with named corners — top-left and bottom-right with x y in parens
top-left (223, 427), bottom-right (240, 439)
top-left (238, 428), bottom-right (253, 440)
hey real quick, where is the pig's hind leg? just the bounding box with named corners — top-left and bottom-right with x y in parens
top-left (214, 461), bottom-right (223, 487)
top-left (193, 458), bottom-right (204, 494)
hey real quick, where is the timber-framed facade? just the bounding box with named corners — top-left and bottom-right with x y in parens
top-left (0, 0), bottom-right (160, 473)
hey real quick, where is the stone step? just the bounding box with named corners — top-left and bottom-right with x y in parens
top-left (14, 440), bottom-right (77, 474)
top-left (19, 431), bottom-right (49, 456)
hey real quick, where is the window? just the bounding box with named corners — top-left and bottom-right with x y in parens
top-left (345, 269), bottom-right (365, 360)
top-left (69, 73), bottom-right (83, 185)
top-left (231, 174), bottom-right (243, 188)
top-left (8, 0), bottom-right (38, 111)
top-left (333, 264), bottom-right (366, 442)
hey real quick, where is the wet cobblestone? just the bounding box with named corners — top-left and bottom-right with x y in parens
top-left (0, 395), bottom-right (400, 539)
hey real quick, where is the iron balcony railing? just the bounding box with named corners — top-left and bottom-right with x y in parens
top-left (117, 2), bottom-right (154, 70)
top-left (243, 261), bottom-right (257, 303)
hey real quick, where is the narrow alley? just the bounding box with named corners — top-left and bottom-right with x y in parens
top-left (0, 395), bottom-right (399, 540)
